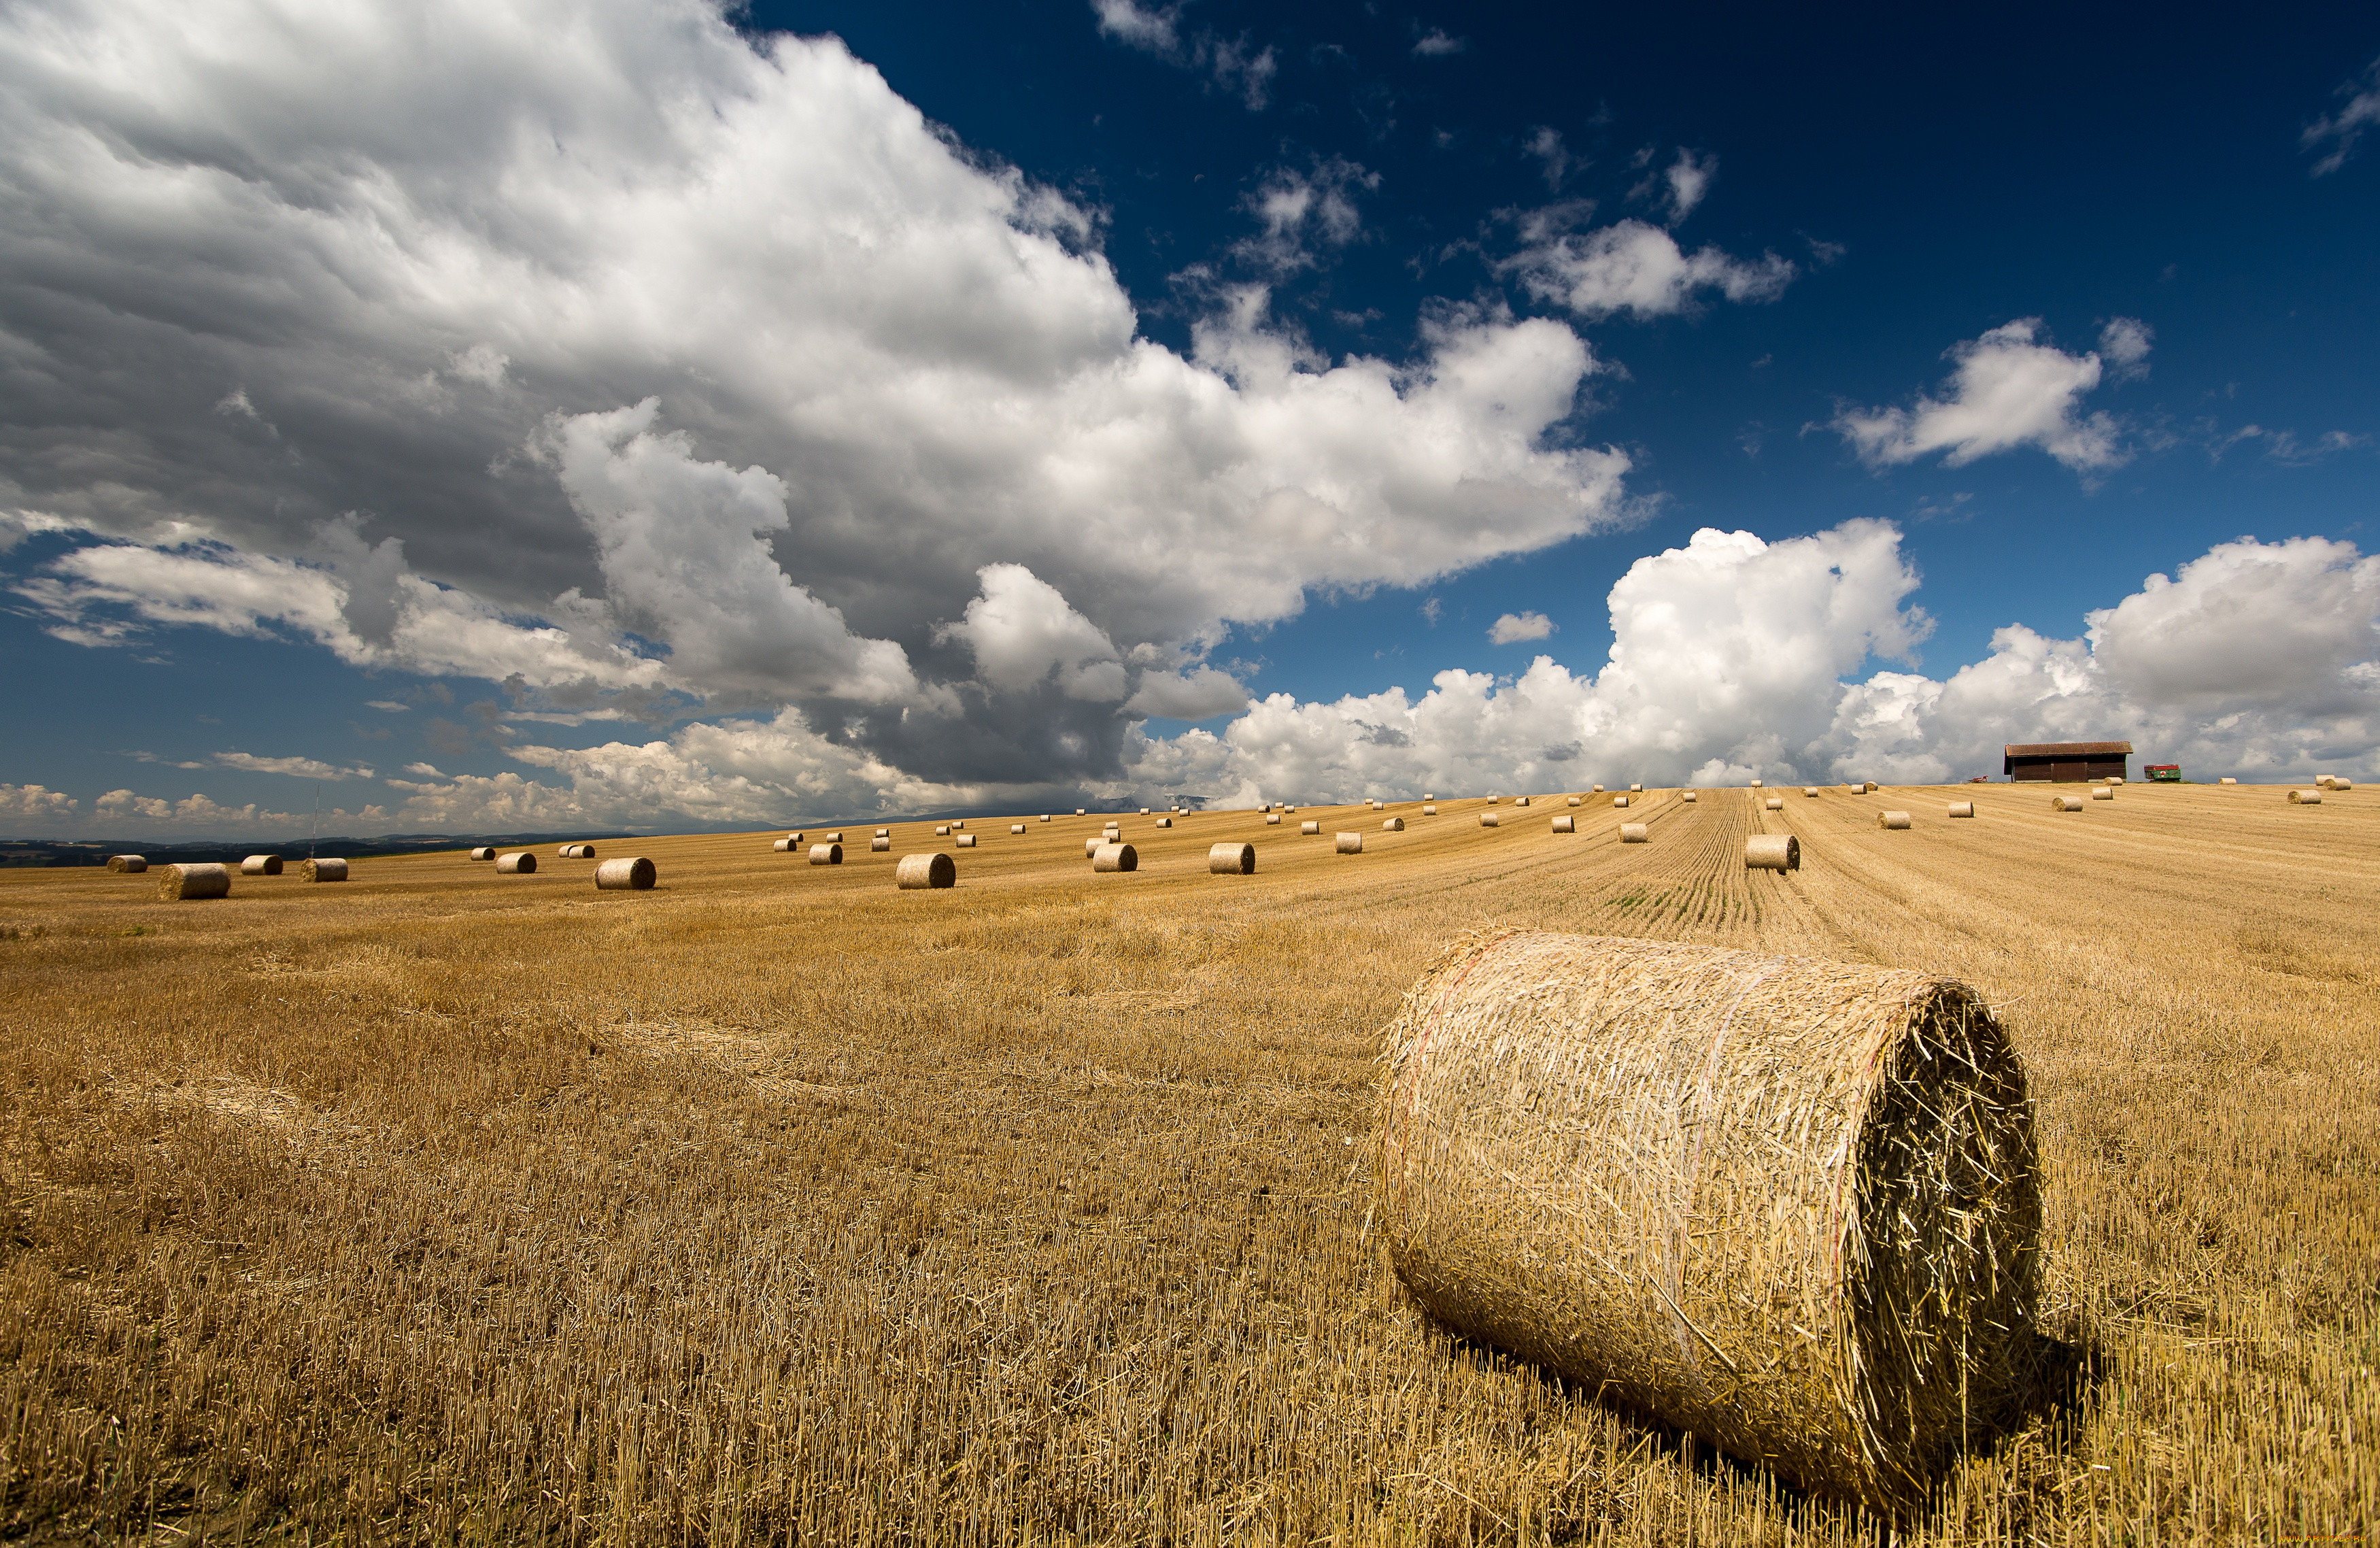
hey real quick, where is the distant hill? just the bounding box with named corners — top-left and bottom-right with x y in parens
top-left (0, 833), bottom-right (636, 869)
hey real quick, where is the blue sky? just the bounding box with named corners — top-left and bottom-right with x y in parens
top-left (2, 0), bottom-right (2375, 834)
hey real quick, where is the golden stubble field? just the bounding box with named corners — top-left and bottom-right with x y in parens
top-left (2, 784), bottom-right (2374, 1545)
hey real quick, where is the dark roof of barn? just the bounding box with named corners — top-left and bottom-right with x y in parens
top-left (2003, 741), bottom-right (2135, 758)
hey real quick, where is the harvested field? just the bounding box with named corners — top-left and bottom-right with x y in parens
top-left (1, 785), bottom-right (2374, 1544)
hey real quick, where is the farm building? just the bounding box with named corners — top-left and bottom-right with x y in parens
top-left (2004, 740), bottom-right (2132, 782)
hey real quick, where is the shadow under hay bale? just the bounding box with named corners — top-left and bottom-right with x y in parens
top-left (1377, 930), bottom-right (2041, 1509)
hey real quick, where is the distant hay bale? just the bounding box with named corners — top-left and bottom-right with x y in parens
top-left (1863, 782), bottom-right (1880, 794)
top-left (870, 836), bottom-right (891, 852)
top-left (1208, 842), bottom-right (1256, 875)
top-left (1141, 807), bottom-right (1151, 815)
top-left (2219, 777), bottom-right (2237, 785)
top-left (1040, 814), bottom-right (1051, 822)
top-left (809, 843), bottom-right (843, 864)
top-left (774, 839), bottom-right (800, 852)
top-left (1266, 813), bottom-right (1282, 824)
top-left (1612, 795), bottom-right (1630, 809)
top-left (787, 832), bottom-right (804, 845)
top-left (1479, 812), bottom-right (1500, 828)
top-left (1681, 791), bottom-right (1698, 804)
top-left (1750, 778), bottom-right (1763, 788)
top-left (157, 862), bottom-right (231, 901)
top-left (2091, 787), bottom-right (2114, 801)
top-left (877, 828), bottom-right (891, 838)
top-left (468, 847), bottom-right (496, 861)
top-left (1803, 788), bottom-right (1820, 798)
top-left (1092, 841), bottom-right (1138, 873)
top-left (1336, 831), bottom-right (1364, 854)
top-left (1157, 816), bottom-right (1172, 828)
top-left (1618, 822), bottom-right (1649, 843)
top-left (1568, 796), bottom-right (1582, 806)
top-left (1010, 823), bottom-right (1026, 834)
top-left (1766, 796), bottom-right (1784, 811)
top-left (1877, 811), bottom-right (1912, 830)
top-left (1076, 808), bottom-right (1087, 815)
top-left (957, 833), bottom-right (976, 847)
top-left (1516, 796), bottom-right (1531, 807)
top-left (1377, 930), bottom-right (2039, 1507)
top-left (2334, 778), bottom-right (2354, 792)
top-left (1423, 804), bottom-right (1438, 815)
top-left (1591, 784), bottom-right (1603, 794)
top-left (1630, 783), bottom-right (1643, 793)
top-left (1383, 816), bottom-right (1405, 831)
top-left (594, 857), bottom-right (656, 890)
top-left (823, 831), bottom-right (843, 843)
top-left (935, 824), bottom-right (950, 836)
top-left (496, 852), bottom-right (536, 873)
top-left (1424, 794), bottom-right (1435, 801)
top-left (106, 854), bottom-right (147, 873)
top-left (1301, 820), bottom-right (1321, 835)
top-left (1744, 835), bottom-right (1799, 871)
top-left (2289, 788), bottom-right (2323, 805)
top-left (2052, 795), bottom-right (2084, 811)
top-left (2106, 777), bottom-right (2124, 786)
top-left (2315, 775), bottom-right (2336, 789)
top-left (1948, 801), bottom-right (1976, 818)
top-left (897, 852), bottom-right (957, 889)
top-left (559, 843), bottom-right (596, 858)
top-left (1085, 837), bottom-right (1103, 857)
top-left (1552, 815), bottom-right (1575, 833)
top-left (241, 854), bottom-right (283, 875)
top-left (299, 857), bottom-right (347, 882)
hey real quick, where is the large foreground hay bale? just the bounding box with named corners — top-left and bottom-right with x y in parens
top-left (158, 862), bottom-right (231, 901)
top-left (957, 833), bottom-right (977, 847)
top-left (1948, 801), bottom-right (1975, 818)
top-left (1765, 796), bottom-right (1784, 811)
top-left (2052, 795), bottom-right (2084, 811)
top-left (1618, 822), bottom-right (1649, 843)
top-left (1382, 816), bottom-right (1405, 831)
top-left (1877, 811), bottom-right (1912, 830)
top-left (1301, 820), bottom-right (1321, 835)
top-left (241, 854), bottom-right (284, 875)
top-left (897, 852), bottom-right (956, 889)
top-left (1208, 842), bottom-right (1255, 875)
top-left (1745, 835), bottom-right (1799, 871)
top-left (1377, 930), bottom-right (2039, 1506)
top-left (1552, 815), bottom-right (1575, 833)
top-left (496, 852), bottom-right (535, 874)
top-left (1336, 831), bottom-right (1364, 854)
top-left (2289, 788), bottom-right (2323, 805)
top-left (809, 843), bottom-right (843, 864)
top-left (1092, 841), bottom-right (1137, 872)
top-left (299, 857), bottom-right (347, 882)
top-left (106, 854), bottom-right (146, 873)
top-left (594, 857), bottom-right (656, 890)
top-left (469, 846), bottom-right (496, 861)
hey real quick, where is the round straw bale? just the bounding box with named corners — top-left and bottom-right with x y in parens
top-left (1744, 834), bottom-right (1799, 871)
top-left (952, 820), bottom-right (965, 829)
top-left (1516, 796), bottom-right (1531, 807)
top-left (579, 843), bottom-right (599, 858)
top-left (1157, 816), bottom-right (1172, 828)
top-left (2334, 777), bottom-right (2353, 791)
top-left (870, 835), bottom-right (891, 852)
top-left (808, 843), bottom-right (843, 864)
top-left (241, 854), bottom-right (284, 875)
top-left (1140, 807), bottom-right (1151, 815)
top-left (1618, 822), bottom-right (1649, 843)
top-left (1592, 784), bottom-right (1604, 793)
top-left (957, 833), bottom-right (976, 847)
top-left (1301, 820), bottom-right (1321, 835)
top-left (1681, 791), bottom-right (1697, 803)
top-left (877, 828), bottom-right (891, 837)
top-left (1423, 804), bottom-right (1438, 815)
top-left (1803, 788), bottom-right (1820, 798)
top-left (1383, 816), bottom-right (1405, 831)
top-left (773, 838), bottom-right (799, 852)
top-left (934, 824), bottom-right (950, 835)
top-left (1750, 778), bottom-right (1763, 788)
top-left (1208, 842), bottom-right (1256, 875)
top-left (157, 862), bottom-right (231, 900)
top-left (1552, 815), bottom-right (1575, 833)
top-left (1076, 808), bottom-right (1087, 815)
top-left (1040, 813), bottom-right (1052, 822)
top-left (1948, 801), bottom-right (1975, 818)
top-left (1424, 793), bottom-right (1435, 801)
top-left (1011, 823), bottom-right (1026, 834)
top-left (897, 852), bottom-right (956, 889)
top-left (1612, 795), bottom-right (1630, 809)
top-left (823, 831), bottom-right (843, 843)
top-left (106, 854), bottom-right (147, 873)
top-left (2052, 794), bottom-right (2084, 811)
top-left (1266, 813), bottom-right (1282, 824)
top-left (2218, 776), bottom-right (2237, 784)
top-left (1284, 804), bottom-right (1296, 812)
top-left (1765, 796), bottom-right (1784, 811)
top-left (1377, 930), bottom-right (2039, 1507)
top-left (469, 846), bottom-right (496, 860)
top-left (787, 832), bottom-right (804, 845)
top-left (496, 852), bottom-right (536, 873)
top-left (1630, 783), bottom-right (1643, 792)
top-left (1479, 811), bottom-right (1499, 828)
top-left (2289, 788), bottom-right (2323, 804)
top-left (1568, 796), bottom-right (1582, 806)
top-left (1092, 841), bottom-right (1138, 872)
top-left (594, 856), bottom-right (656, 890)
top-left (2106, 777), bottom-right (2124, 786)
top-left (1863, 781), bottom-right (1880, 794)
top-left (2090, 786), bottom-right (2114, 801)
top-left (299, 857), bottom-right (347, 882)
top-left (1336, 831), bottom-right (1363, 854)
top-left (1084, 837), bottom-right (1102, 856)
top-left (1877, 810), bottom-right (1912, 829)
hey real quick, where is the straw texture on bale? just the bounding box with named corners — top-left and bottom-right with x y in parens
top-left (2289, 788), bottom-right (2323, 805)
top-left (1376, 930), bottom-right (2040, 1507)
top-left (299, 858), bottom-right (347, 882)
top-left (1091, 842), bottom-right (1137, 873)
top-left (1877, 811), bottom-right (1912, 830)
top-left (106, 855), bottom-right (146, 873)
top-left (809, 843), bottom-right (843, 864)
top-left (1948, 801), bottom-right (1976, 818)
top-left (872, 836), bottom-right (891, 852)
top-left (571, 843), bottom-right (599, 858)
top-left (1552, 815), bottom-right (1575, 833)
top-left (896, 852), bottom-right (956, 889)
top-left (1479, 812), bottom-right (1499, 828)
top-left (1744, 835), bottom-right (1799, 871)
top-left (1301, 820), bottom-right (1322, 835)
top-left (158, 862), bottom-right (231, 901)
top-left (594, 857), bottom-right (657, 890)
top-left (1208, 842), bottom-right (1256, 875)
top-left (1011, 824), bottom-right (1026, 834)
top-left (1423, 805), bottom-right (1438, 815)
top-left (1765, 797), bottom-right (1784, 811)
top-left (2219, 777), bottom-right (2237, 785)
top-left (1619, 822), bottom-right (1649, 843)
top-left (2334, 778), bottom-right (2353, 791)
top-left (1336, 831), bottom-right (1363, 854)
top-left (2052, 795), bottom-right (2084, 811)
top-left (773, 839), bottom-right (798, 852)
top-left (241, 855), bottom-right (283, 876)
top-left (469, 847), bottom-right (496, 861)
top-left (1681, 791), bottom-right (1698, 804)
top-left (957, 833), bottom-right (976, 847)
top-left (1156, 816), bottom-right (1172, 828)
top-left (1613, 795), bottom-right (1630, 809)
top-left (1084, 837), bottom-right (1103, 857)
top-left (2317, 775), bottom-right (2336, 788)
top-left (823, 832), bottom-right (843, 843)
top-left (2091, 786), bottom-right (2114, 801)
top-left (496, 852), bottom-right (536, 874)
top-left (1382, 816), bottom-right (1405, 831)
top-left (1266, 813), bottom-right (1282, 824)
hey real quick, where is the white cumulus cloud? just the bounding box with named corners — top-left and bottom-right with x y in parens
top-left (1489, 611), bottom-right (1555, 643)
top-left (1504, 218), bottom-right (1794, 321)
top-left (1834, 318), bottom-right (2133, 473)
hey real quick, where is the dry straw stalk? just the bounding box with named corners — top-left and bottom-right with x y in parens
top-left (896, 853), bottom-right (956, 890)
top-left (1208, 842), bottom-right (1256, 875)
top-left (594, 857), bottom-right (656, 891)
top-left (156, 862), bottom-right (230, 901)
top-left (1376, 930), bottom-right (2039, 1507)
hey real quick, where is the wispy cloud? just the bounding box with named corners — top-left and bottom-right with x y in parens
top-left (2304, 55), bottom-right (2380, 175)
top-left (1412, 28), bottom-right (1465, 58)
top-left (1833, 318), bottom-right (2134, 474)
top-left (1091, 0), bottom-right (1277, 110)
